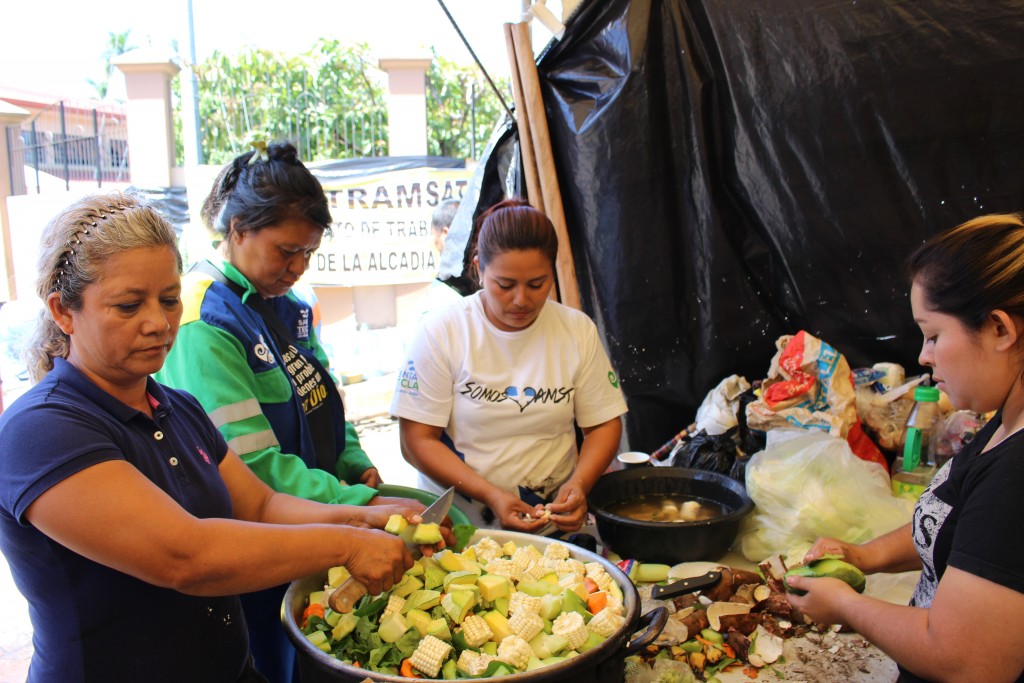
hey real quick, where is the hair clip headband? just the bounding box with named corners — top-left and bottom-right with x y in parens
top-left (248, 139), bottom-right (269, 165)
top-left (51, 201), bottom-right (127, 293)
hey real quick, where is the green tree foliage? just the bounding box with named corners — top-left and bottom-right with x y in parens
top-left (191, 39), bottom-right (387, 165)
top-left (177, 39), bottom-right (509, 164)
top-left (426, 54), bottom-right (511, 160)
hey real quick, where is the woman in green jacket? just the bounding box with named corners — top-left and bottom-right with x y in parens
top-left (157, 141), bottom-right (419, 682)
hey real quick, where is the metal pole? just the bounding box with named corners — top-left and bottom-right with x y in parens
top-left (59, 102), bottom-right (69, 191)
top-left (93, 108), bottom-right (102, 187)
top-left (470, 82), bottom-right (477, 160)
top-left (4, 128), bottom-right (12, 195)
top-left (181, 0), bottom-right (204, 165)
top-left (31, 121), bottom-right (40, 194)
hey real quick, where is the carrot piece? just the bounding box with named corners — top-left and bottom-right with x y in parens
top-left (721, 643), bottom-right (736, 659)
top-left (400, 659), bottom-right (422, 678)
top-left (587, 591), bottom-right (608, 614)
top-left (743, 665), bottom-right (760, 679)
top-left (583, 576), bottom-right (599, 594)
top-left (301, 603), bottom-right (325, 627)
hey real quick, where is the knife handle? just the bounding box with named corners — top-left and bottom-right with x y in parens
top-left (649, 570), bottom-right (722, 601)
top-left (327, 576), bottom-right (368, 613)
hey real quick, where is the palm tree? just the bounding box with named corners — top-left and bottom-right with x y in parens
top-left (88, 30), bottom-right (135, 100)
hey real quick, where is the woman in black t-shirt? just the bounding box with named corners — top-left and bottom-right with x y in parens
top-left (786, 213), bottom-right (1024, 683)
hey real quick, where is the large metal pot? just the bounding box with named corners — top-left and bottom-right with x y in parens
top-left (283, 529), bottom-right (667, 683)
top-left (589, 468), bottom-right (754, 564)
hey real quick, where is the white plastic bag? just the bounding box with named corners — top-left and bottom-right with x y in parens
top-left (736, 430), bottom-right (914, 563)
top-left (694, 374), bottom-right (751, 436)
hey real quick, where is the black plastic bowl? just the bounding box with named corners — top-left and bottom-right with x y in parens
top-left (588, 468), bottom-right (754, 564)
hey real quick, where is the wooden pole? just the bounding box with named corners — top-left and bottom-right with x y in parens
top-left (502, 23), bottom-right (544, 209)
top-left (508, 21), bottom-right (581, 310)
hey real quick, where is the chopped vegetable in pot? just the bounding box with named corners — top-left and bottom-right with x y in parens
top-left (299, 534), bottom-right (628, 677)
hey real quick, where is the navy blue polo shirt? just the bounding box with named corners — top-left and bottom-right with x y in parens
top-left (0, 359), bottom-right (248, 682)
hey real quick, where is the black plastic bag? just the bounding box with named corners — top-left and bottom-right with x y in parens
top-left (735, 387), bottom-right (767, 458)
top-left (671, 388), bottom-right (765, 483)
top-left (673, 428), bottom-right (740, 477)
top-left (449, 0), bottom-right (1024, 455)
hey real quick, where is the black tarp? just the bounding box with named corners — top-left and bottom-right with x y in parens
top-left (443, 0), bottom-right (1024, 452)
top-left (128, 186), bottom-right (191, 237)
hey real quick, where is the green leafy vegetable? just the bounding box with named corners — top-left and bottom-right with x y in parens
top-left (394, 630), bottom-right (420, 658)
top-left (452, 524), bottom-right (477, 552)
top-left (452, 630), bottom-right (475, 653)
top-left (354, 595), bottom-right (388, 618)
top-left (475, 660), bottom-right (515, 677)
top-left (704, 656), bottom-right (737, 678)
top-left (303, 615), bottom-right (328, 633)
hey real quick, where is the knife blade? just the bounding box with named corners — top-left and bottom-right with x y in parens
top-left (328, 486), bottom-right (456, 613)
top-left (419, 485), bottom-right (456, 527)
top-left (649, 570), bottom-right (722, 601)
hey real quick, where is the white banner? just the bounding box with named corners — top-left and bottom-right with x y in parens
top-left (308, 167), bottom-right (471, 286)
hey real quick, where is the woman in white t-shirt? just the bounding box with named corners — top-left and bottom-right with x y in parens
top-left (391, 198), bottom-right (628, 533)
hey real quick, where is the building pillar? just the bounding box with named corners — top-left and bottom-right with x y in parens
top-left (113, 48), bottom-right (180, 189)
top-left (346, 52), bottom-right (434, 331)
top-left (378, 52), bottom-right (433, 156)
top-left (0, 101), bottom-right (31, 301)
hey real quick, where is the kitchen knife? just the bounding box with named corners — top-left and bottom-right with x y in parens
top-left (649, 570), bottom-right (722, 601)
top-left (328, 486), bottom-right (456, 613)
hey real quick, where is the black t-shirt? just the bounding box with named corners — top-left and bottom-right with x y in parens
top-left (898, 413), bottom-right (1024, 682)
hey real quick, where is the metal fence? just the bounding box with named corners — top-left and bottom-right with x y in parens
top-left (200, 77), bottom-right (388, 165)
top-left (7, 100), bottom-right (129, 194)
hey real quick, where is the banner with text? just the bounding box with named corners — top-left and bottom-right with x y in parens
top-left (308, 166), bottom-right (471, 286)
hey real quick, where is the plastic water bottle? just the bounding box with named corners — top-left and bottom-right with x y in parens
top-left (892, 385), bottom-right (942, 499)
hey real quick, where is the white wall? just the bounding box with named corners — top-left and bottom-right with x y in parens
top-left (6, 190), bottom-right (97, 303)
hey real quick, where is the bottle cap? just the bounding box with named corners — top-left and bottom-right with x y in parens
top-left (914, 386), bottom-right (940, 402)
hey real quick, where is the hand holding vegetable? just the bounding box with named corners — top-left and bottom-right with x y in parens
top-left (802, 529), bottom-right (923, 576)
top-left (802, 537), bottom-right (863, 567)
top-left (546, 480), bottom-right (588, 532)
top-left (488, 488), bottom-right (549, 532)
top-left (784, 574), bottom-right (860, 626)
top-left (356, 504), bottom-right (424, 530)
top-left (340, 528), bottom-right (413, 596)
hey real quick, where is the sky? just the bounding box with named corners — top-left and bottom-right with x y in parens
top-left (0, 0), bottom-right (565, 101)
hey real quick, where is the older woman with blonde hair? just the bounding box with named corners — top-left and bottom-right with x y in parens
top-left (0, 193), bottom-right (425, 683)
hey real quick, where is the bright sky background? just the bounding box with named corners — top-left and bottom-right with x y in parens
top-left (1, 0), bottom-right (566, 100)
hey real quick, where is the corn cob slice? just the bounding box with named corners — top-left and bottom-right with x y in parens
top-left (409, 635), bottom-right (452, 678)
top-left (497, 635), bottom-right (534, 670)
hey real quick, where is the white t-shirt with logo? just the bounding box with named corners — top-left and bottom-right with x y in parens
top-left (392, 292), bottom-right (628, 503)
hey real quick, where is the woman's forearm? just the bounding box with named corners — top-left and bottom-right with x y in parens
top-left (257, 491), bottom-right (373, 526)
top-left (573, 417), bottom-right (622, 492)
top-left (26, 460), bottom-right (409, 598)
top-left (855, 524), bottom-right (921, 574)
top-left (166, 519), bottom-right (393, 595)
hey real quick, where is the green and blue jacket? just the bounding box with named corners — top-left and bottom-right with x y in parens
top-left (156, 260), bottom-right (376, 505)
